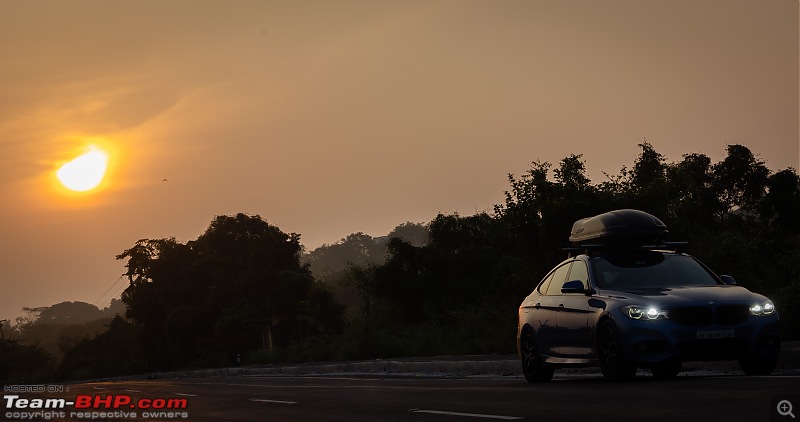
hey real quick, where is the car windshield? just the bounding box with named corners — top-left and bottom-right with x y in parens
top-left (591, 253), bottom-right (720, 289)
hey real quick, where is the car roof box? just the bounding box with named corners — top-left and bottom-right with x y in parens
top-left (569, 209), bottom-right (668, 246)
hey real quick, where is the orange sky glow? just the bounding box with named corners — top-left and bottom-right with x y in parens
top-left (0, 0), bottom-right (797, 321)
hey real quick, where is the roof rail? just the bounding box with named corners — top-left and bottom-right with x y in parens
top-left (563, 241), bottom-right (689, 258)
top-left (641, 241), bottom-right (689, 252)
top-left (562, 244), bottom-right (604, 258)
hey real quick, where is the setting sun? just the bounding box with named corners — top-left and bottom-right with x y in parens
top-left (56, 146), bottom-right (109, 192)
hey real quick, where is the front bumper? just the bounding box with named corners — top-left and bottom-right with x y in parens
top-left (615, 315), bottom-right (781, 365)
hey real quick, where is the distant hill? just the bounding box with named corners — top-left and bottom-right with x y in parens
top-left (11, 299), bottom-right (127, 360)
top-left (24, 300), bottom-right (126, 325)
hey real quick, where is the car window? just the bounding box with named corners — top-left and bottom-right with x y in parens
top-left (591, 253), bottom-right (719, 289)
top-left (544, 262), bottom-right (572, 295)
top-left (567, 261), bottom-right (589, 290)
top-left (537, 271), bottom-right (554, 295)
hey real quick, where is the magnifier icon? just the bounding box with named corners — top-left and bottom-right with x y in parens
top-left (778, 400), bottom-right (796, 419)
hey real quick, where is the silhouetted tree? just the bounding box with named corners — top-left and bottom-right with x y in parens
top-left (629, 141), bottom-right (669, 217)
top-left (713, 144), bottom-right (770, 213)
top-left (388, 222), bottom-right (429, 247)
top-left (117, 213), bottom-right (344, 369)
top-left (760, 168), bottom-right (800, 236)
top-left (303, 232), bottom-right (386, 319)
top-left (343, 263), bottom-right (379, 350)
top-left (664, 152), bottom-right (722, 236)
top-left (56, 317), bottom-right (144, 380)
top-left (304, 232), bottom-right (386, 283)
top-left (0, 339), bottom-right (54, 383)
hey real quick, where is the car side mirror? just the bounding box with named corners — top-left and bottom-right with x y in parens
top-left (561, 279), bottom-right (587, 294)
top-left (720, 275), bottom-right (736, 285)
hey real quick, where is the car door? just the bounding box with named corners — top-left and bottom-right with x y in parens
top-left (533, 262), bottom-right (572, 357)
top-left (555, 260), bottom-right (594, 358)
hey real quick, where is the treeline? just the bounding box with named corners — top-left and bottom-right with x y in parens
top-left (343, 143), bottom-right (800, 358)
top-left (3, 143), bottom-right (798, 382)
top-left (0, 300), bottom-right (126, 383)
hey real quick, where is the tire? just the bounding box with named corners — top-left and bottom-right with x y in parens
top-left (520, 330), bottom-right (554, 383)
top-left (597, 320), bottom-right (637, 381)
top-left (739, 355), bottom-right (777, 376)
top-left (650, 360), bottom-right (681, 379)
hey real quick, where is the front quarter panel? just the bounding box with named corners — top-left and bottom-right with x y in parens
top-left (519, 293), bottom-right (562, 357)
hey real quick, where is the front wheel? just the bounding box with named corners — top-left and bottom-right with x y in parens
top-left (597, 320), bottom-right (637, 381)
top-left (520, 330), bottom-right (554, 383)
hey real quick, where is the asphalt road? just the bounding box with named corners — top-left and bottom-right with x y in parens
top-left (5, 372), bottom-right (799, 421)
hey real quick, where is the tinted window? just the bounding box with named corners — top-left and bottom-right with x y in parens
top-left (568, 261), bottom-right (589, 290)
top-left (592, 253), bottom-right (719, 289)
top-left (537, 272), bottom-right (554, 295)
top-left (545, 262), bottom-right (572, 295)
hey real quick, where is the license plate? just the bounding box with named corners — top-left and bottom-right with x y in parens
top-left (696, 329), bottom-right (734, 339)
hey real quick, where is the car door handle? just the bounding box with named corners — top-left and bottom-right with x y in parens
top-left (533, 302), bottom-right (541, 309)
top-left (558, 304), bottom-right (565, 309)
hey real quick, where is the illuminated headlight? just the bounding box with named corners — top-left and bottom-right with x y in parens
top-left (749, 300), bottom-right (776, 316)
top-left (622, 305), bottom-right (668, 320)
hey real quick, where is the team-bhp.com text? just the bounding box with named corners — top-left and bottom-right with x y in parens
top-left (4, 394), bottom-right (189, 420)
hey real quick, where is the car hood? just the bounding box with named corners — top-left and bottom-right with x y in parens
top-left (596, 285), bottom-right (767, 305)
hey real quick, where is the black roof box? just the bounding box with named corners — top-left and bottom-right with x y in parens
top-left (569, 209), bottom-right (668, 246)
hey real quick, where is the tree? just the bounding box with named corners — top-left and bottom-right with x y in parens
top-left (713, 144), bottom-right (770, 213)
top-left (664, 152), bottom-right (722, 236)
top-left (302, 232), bottom-right (386, 319)
top-left (554, 154), bottom-right (591, 190)
top-left (494, 160), bottom-right (551, 264)
top-left (56, 317), bottom-right (144, 380)
top-left (0, 340), bottom-right (54, 383)
top-left (304, 232), bottom-right (386, 283)
top-left (343, 263), bottom-right (379, 351)
top-left (629, 141), bottom-right (668, 216)
top-left (116, 213), bottom-right (344, 369)
top-left (388, 222), bottom-right (429, 247)
top-left (21, 302), bottom-right (102, 325)
top-left (760, 169), bottom-right (800, 235)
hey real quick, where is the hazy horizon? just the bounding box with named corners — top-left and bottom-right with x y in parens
top-left (1, 0), bottom-right (797, 323)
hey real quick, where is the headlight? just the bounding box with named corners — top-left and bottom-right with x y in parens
top-left (622, 305), bottom-right (668, 320)
top-left (749, 300), bottom-right (776, 316)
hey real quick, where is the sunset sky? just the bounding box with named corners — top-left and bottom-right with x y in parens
top-left (0, 0), bottom-right (797, 322)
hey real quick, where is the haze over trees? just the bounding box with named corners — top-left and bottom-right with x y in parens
top-left (1, 300), bottom-right (125, 383)
top-left (302, 222), bottom-right (429, 317)
top-left (3, 143), bottom-right (798, 382)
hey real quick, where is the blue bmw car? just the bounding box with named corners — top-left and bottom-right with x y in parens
top-left (517, 209), bottom-right (781, 381)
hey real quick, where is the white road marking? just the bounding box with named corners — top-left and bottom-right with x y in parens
top-left (174, 393), bottom-right (197, 397)
top-left (249, 398), bottom-right (297, 405)
top-left (410, 409), bottom-right (522, 420)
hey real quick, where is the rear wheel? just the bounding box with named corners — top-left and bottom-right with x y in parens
top-left (739, 355), bottom-right (777, 375)
top-left (520, 330), bottom-right (554, 383)
top-left (650, 360), bottom-right (681, 379)
top-left (597, 320), bottom-right (637, 381)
